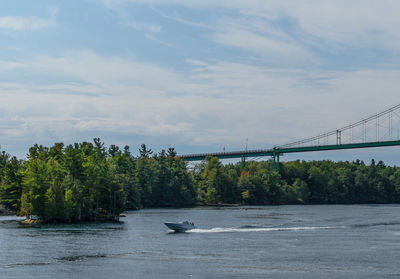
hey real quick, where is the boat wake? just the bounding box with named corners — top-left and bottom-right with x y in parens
top-left (190, 226), bottom-right (337, 233)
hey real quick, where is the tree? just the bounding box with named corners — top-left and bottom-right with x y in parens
top-left (167, 147), bottom-right (177, 158)
top-left (165, 155), bottom-right (197, 206)
top-left (135, 155), bottom-right (155, 207)
top-left (139, 144), bottom-right (152, 158)
top-left (307, 166), bottom-right (328, 203)
top-left (0, 149), bottom-right (10, 178)
top-left (108, 145), bottom-right (120, 157)
top-left (112, 147), bottom-right (139, 209)
top-left (290, 178), bottom-right (310, 204)
top-left (0, 157), bottom-right (24, 212)
top-left (45, 158), bottom-right (67, 221)
top-left (23, 158), bottom-right (50, 217)
top-left (201, 157), bottom-right (223, 204)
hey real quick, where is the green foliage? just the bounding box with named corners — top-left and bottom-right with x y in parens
top-left (292, 178), bottom-right (310, 203)
top-left (2, 141), bottom-right (400, 223)
top-left (24, 158), bottom-right (51, 217)
top-left (139, 148), bottom-right (197, 207)
top-left (0, 149), bottom-right (10, 177)
top-left (0, 140), bottom-right (198, 222)
top-left (196, 157), bottom-right (239, 204)
top-left (0, 156), bottom-right (23, 212)
top-left (194, 158), bottom-right (400, 206)
top-left (17, 140), bottom-right (131, 222)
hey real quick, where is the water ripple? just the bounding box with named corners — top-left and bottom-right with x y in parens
top-left (190, 226), bottom-right (338, 233)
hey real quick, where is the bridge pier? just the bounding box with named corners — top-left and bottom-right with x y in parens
top-left (241, 157), bottom-right (246, 169)
top-left (273, 152), bottom-right (280, 174)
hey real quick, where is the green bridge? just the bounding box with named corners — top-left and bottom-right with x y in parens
top-left (178, 104), bottom-right (400, 173)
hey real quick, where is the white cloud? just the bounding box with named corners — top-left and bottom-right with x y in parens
top-left (1, 51), bottom-right (400, 155)
top-left (0, 8), bottom-right (57, 31)
top-left (214, 27), bottom-right (314, 64)
top-left (0, 60), bottom-right (25, 70)
top-left (0, 16), bottom-right (49, 30)
top-left (101, 0), bottom-right (400, 51)
top-left (29, 50), bottom-right (183, 95)
top-left (120, 21), bottom-right (161, 34)
top-left (185, 59), bottom-right (208, 67)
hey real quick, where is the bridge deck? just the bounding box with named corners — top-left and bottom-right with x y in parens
top-left (178, 149), bottom-right (274, 161)
top-left (178, 140), bottom-right (400, 161)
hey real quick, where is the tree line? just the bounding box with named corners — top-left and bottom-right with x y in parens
top-left (1, 139), bottom-right (400, 222)
top-left (0, 139), bottom-right (195, 222)
top-left (195, 157), bottom-right (400, 205)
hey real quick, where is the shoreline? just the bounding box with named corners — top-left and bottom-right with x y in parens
top-left (2, 203), bottom-right (399, 223)
top-left (0, 205), bottom-right (16, 216)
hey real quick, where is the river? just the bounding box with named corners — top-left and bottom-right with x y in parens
top-left (1, 205), bottom-right (400, 278)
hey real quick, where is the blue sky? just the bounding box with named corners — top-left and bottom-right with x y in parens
top-left (1, 0), bottom-right (400, 164)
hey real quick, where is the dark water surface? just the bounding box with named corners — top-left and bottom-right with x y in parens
top-left (1, 205), bottom-right (400, 278)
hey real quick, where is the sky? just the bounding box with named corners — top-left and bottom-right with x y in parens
top-left (1, 0), bottom-right (400, 164)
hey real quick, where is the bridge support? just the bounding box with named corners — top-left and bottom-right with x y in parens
top-left (336, 130), bottom-right (341, 145)
top-left (241, 157), bottom-right (246, 169)
top-left (273, 152), bottom-right (280, 174)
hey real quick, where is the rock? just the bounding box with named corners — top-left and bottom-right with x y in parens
top-left (0, 204), bottom-right (16, 216)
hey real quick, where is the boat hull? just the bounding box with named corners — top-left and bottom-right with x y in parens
top-left (164, 222), bottom-right (195, 232)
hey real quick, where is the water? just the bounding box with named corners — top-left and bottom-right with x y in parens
top-left (1, 205), bottom-right (400, 278)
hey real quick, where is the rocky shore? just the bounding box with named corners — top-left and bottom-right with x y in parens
top-left (0, 204), bottom-right (16, 216)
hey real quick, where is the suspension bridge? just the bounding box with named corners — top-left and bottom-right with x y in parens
top-left (178, 103), bottom-right (400, 173)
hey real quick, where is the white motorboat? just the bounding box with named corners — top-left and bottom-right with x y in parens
top-left (164, 221), bottom-right (196, 232)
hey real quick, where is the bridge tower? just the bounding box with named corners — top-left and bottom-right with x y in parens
top-left (272, 150), bottom-right (280, 173)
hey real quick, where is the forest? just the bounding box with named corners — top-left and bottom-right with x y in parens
top-left (1, 139), bottom-right (400, 222)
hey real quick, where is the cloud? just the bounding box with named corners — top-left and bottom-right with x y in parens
top-left (100, 0), bottom-right (400, 53)
top-left (276, 1), bottom-right (400, 49)
top-left (0, 16), bottom-right (49, 30)
top-left (120, 21), bottom-right (161, 34)
top-left (113, 20), bottom-right (172, 46)
top-left (0, 7), bottom-right (57, 31)
top-left (28, 50), bottom-right (183, 95)
top-left (1, 50), bottom-right (400, 157)
top-left (0, 60), bottom-right (26, 70)
top-left (185, 59), bottom-right (208, 67)
top-left (214, 27), bottom-right (314, 64)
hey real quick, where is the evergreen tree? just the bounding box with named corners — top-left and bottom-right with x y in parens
top-left (0, 157), bottom-right (24, 212)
